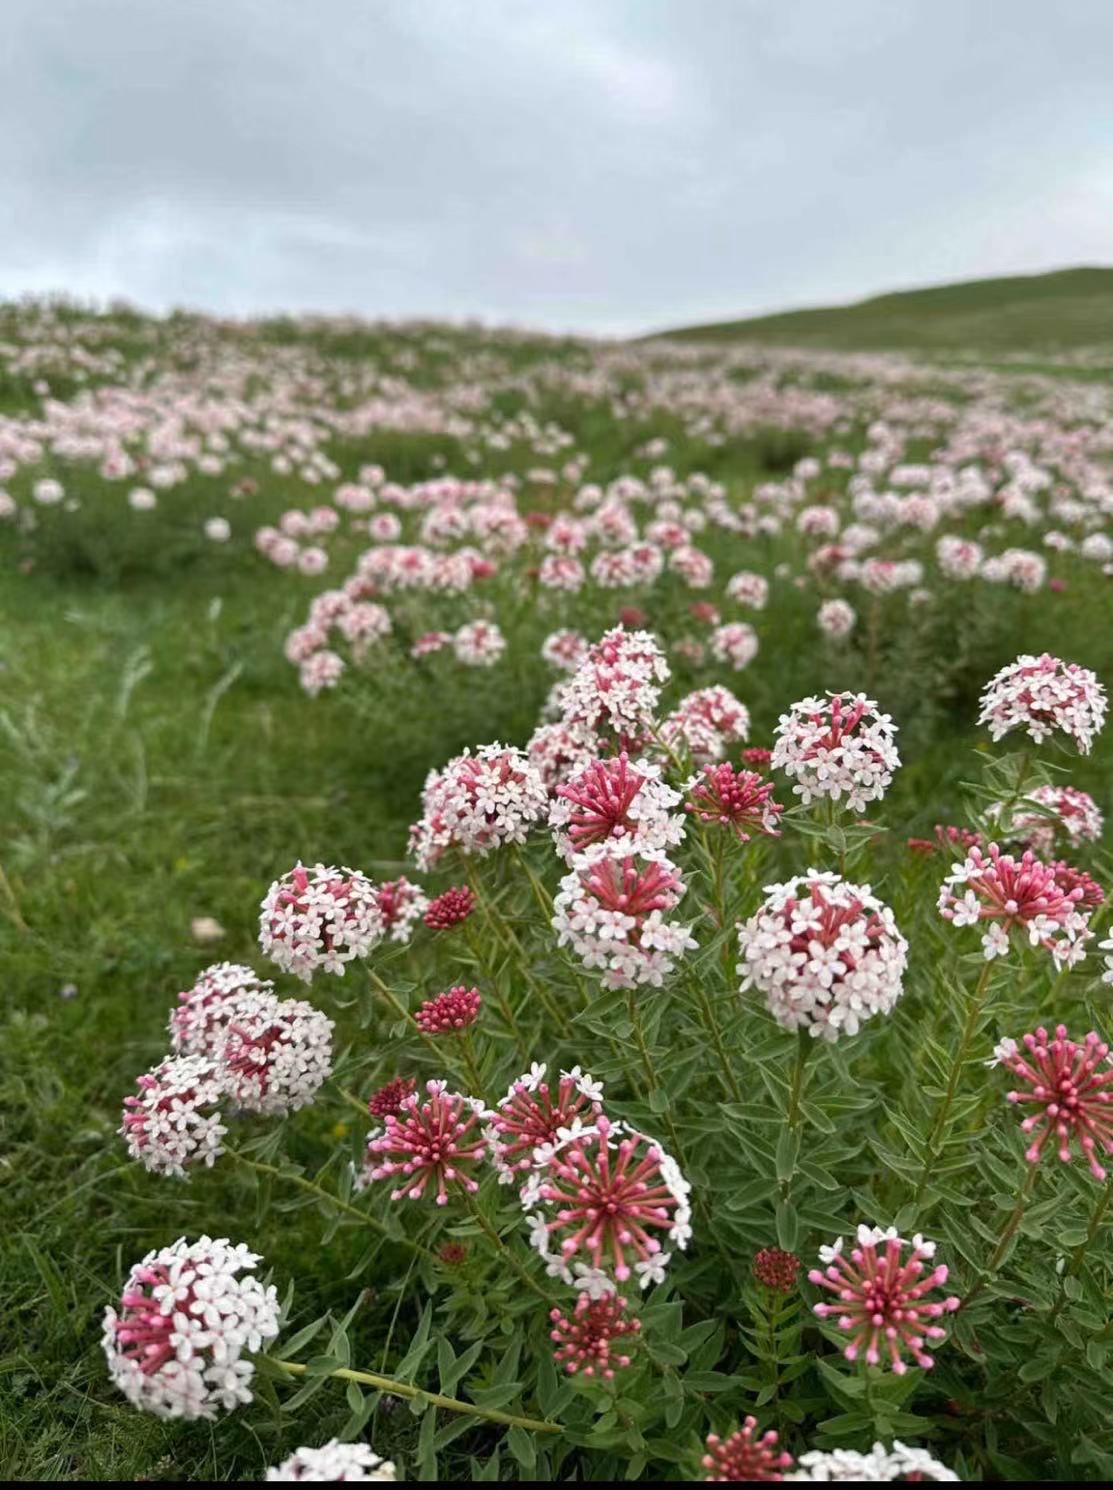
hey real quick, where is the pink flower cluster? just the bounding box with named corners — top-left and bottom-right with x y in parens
top-left (737, 872), bottom-right (908, 1040)
top-left (771, 692), bottom-right (900, 814)
top-left (702, 1418), bottom-right (793, 1481)
top-left (559, 625), bottom-right (670, 744)
top-left (977, 653), bottom-right (1107, 755)
top-left (362, 1079), bottom-right (488, 1204)
top-left (808, 1225), bottom-right (960, 1373)
top-left (549, 1291), bottom-right (641, 1379)
top-left (937, 842), bottom-right (1093, 967)
top-left (414, 984), bottom-right (481, 1033)
top-left (661, 685), bottom-right (751, 764)
top-left (999, 1025), bottom-right (1113, 1179)
top-left (408, 743), bottom-right (548, 870)
top-left (549, 752), bottom-right (684, 862)
top-left (685, 762), bottom-right (783, 840)
top-left (259, 862), bottom-right (385, 981)
top-left (486, 1063), bottom-right (604, 1176)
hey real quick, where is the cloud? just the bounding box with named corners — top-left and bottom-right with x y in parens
top-left (0, 0), bottom-right (1109, 332)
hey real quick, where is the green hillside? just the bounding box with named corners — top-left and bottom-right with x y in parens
top-left (657, 266), bottom-right (1113, 353)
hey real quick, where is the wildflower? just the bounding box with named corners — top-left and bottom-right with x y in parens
top-left (808, 1226), bottom-right (959, 1373)
top-left (453, 619), bottom-right (506, 666)
top-left (552, 842), bottom-right (697, 989)
top-left (190, 916), bottom-right (224, 943)
top-left (1047, 860), bottom-right (1104, 909)
top-left (703, 1419), bottom-right (793, 1480)
top-left (550, 1292), bottom-right (641, 1379)
top-left (685, 763), bottom-right (783, 840)
top-left (550, 752), bottom-right (684, 862)
top-left (102, 1236), bottom-right (280, 1419)
top-left (219, 992), bottom-right (334, 1115)
top-left (415, 985), bottom-right (481, 1033)
top-left (523, 1115), bottom-right (691, 1287)
top-left (752, 1248), bottom-right (801, 1294)
top-left (977, 653), bottom-right (1107, 754)
top-left (438, 1241), bottom-right (469, 1267)
top-left (541, 629), bottom-right (589, 672)
top-left (1006, 783), bottom-right (1104, 856)
top-left (259, 862), bottom-right (385, 982)
top-left (937, 842), bottom-right (1093, 967)
top-left (121, 1055), bottom-right (228, 1179)
top-left (266, 1440), bottom-right (397, 1481)
top-left (710, 622), bottom-right (759, 671)
top-left (743, 747), bottom-right (772, 768)
top-left (170, 962), bottom-right (274, 1056)
top-left (1000, 1026), bottom-right (1113, 1179)
top-left (408, 744), bottom-right (548, 870)
top-left (366, 1077), bottom-right (416, 1122)
top-left (423, 884), bottom-right (476, 930)
top-left (789, 1442), bottom-right (958, 1481)
top-left (375, 876), bottom-right (429, 944)
top-left (364, 1080), bottom-right (488, 1204)
top-left (526, 720), bottom-right (601, 792)
top-left (559, 625), bottom-right (670, 744)
top-left (738, 872), bottom-right (908, 1040)
top-left (907, 824), bottom-right (980, 857)
top-left (772, 692), bottom-right (900, 814)
top-left (298, 650), bottom-right (345, 697)
top-left (487, 1064), bottom-right (604, 1175)
top-left (726, 571), bottom-right (769, 610)
top-left (661, 685), bottom-right (751, 764)
top-left (816, 598), bottom-right (856, 638)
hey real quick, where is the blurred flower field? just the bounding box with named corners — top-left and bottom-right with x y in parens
top-left (1, 298), bottom-right (1111, 1482)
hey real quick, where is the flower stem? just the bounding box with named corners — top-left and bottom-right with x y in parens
top-left (691, 976), bottom-right (742, 1102)
top-left (459, 1188), bottom-right (552, 1302)
top-left (914, 958), bottom-right (994, 1205)
top-left (271, 1358), bottom-right (560, 1433)
top-left (229, 1150), bottom-right (435, 1262)
top-left (625, 988), bottom-right (689, 1167)
top-left (960, 1164), bottom-right (1040, 1310)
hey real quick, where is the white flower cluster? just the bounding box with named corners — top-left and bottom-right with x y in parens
top-left (1005, 783), bottom-right (1104, 856)
top-left (408, 743), bottom-right (549, 869)
top-left (259, 862), bottom-right (386, 981)
top-left (816, 597), bottom-right (856, 638)
top-left (661, 684), bottom-right (751, 763)
top-left (738, 871), bottom-right (908, 1041)
top-left (219, 991), bottom-right (335, 1115)
top-left (559, 625), bottom-right (670, 742)
top-left (710, 621), bottom-right (759, 670)
top-left (121, 1055), bottom-right (229, 1178)
top-left (772, 692), bottom-right (900, 813)
top-left (1101, 934), bottom-right (1113, 988)
top-left (789, 1441), bottom-right (958, 1481)
top-left (170, 961), bottom-right (274, 1056)
top-left (552, 842), bottom-right (697, 989)
top-left (266, 1440), bottom-right (397, 1481)
top-left (977, 653), bottom-right (1107, 755)
top-left (102, 1236), bottom-right (280, 1420)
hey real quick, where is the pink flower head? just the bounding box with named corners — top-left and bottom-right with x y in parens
top-left (423, 884), bottom-right (476, 930)
top-left (415, 984), bottom-right (481, 1034)
top-left (937, 842), bottom-right (1093, 967)
top-left (121, 1055), bottom-right (228, 1178)
top-left (552, 843), bottom-right (697, 989)
top-left (1046, 860), bottom-right (1104, 910)
top-left (685, 763), bottom-right (784, 841)
top-left (259, 862), bottom-right (385, 982)
top-left (752, 1247), bottom-right (801, 1294)
top-left (541, 629), bottom-right (589, 673)
top-left (102, 1236), bottom-right (280, 1419)
top-left (1001, 1025), bottom-right (1113, 1179)
top-left (743, 747), bottom-right (772, 768)
top-left (661, 685), bottom-right (751, 764)
top-left (550, 752), bottom-right (683, 862)
top-left (977, 653), bottom-right (1107, 755)
top-left (375, 877), bottom-right (429, 944)
top-left (487, 1063), bottom-right (604, 1174)
top-left (772, 692), bottom-right (900, 814)
top-left (368, 1075), bottom-right (416, 1118)
top-left (907, 824), bottom-right (981, 858)
top-left (219, 991), bottom-right (334, 1115)
top-left (549, 1291), bottom-right (641, 1379)
top-left (170, 962), bottom-right (274, 1056)
top-left (738, 872), bottom-right (908, 1041)
top-left (364, 1080), bottom-right (488, 1204)
top-left (408, 744), bottom-right (548, 871)
top-left (1008, 784), bottom-right (1104, 857)
top-left (808, 1225), bottom-right (960, 1373)
top-left (522, 1115), bottom-right (692, 1287)
top-left (702, 1419), bottom-right (794, 1481)
top-left (559, 625), bottom-right (670, 745)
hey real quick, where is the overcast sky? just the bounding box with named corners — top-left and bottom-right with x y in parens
top-left (2, 0), bottom-right (1110, 335)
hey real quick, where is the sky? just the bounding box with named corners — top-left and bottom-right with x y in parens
top-left (2, 0), bottom-right (1111, 336)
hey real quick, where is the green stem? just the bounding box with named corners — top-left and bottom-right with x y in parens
top-left (230, 1151), bottom-right (435, 1262)
top-left (460, 1189), bottom-right (551, 1302)
top-left (459, 1030), bottom-right (486, 1099)
top-left (961, 1165), bottom-right (1040, 1310)
top-left (779, 1029), bottom-right (812, 1205)
top-left (369, 970), bottom-right (474, 1087)
top-left (914, 958), bottom-right (994, 1205)
top-left (624, 988), bottom-right (689, 1168)
top-left (462, 917), bottom-right (530, 1061)
top-left (271, 1358), bottom-right (560, 1433)
top-left (691, 977), bottom-right (742, 1102)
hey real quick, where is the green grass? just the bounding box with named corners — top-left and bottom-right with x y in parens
top-left (656, 266), bottom-right (1113, 354)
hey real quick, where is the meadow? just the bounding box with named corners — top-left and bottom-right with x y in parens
top-left (1, 291), bottom-right (1112, 1482)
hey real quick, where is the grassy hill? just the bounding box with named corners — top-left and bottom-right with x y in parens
top-left (656, 266), bottom-right (1113, 353)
